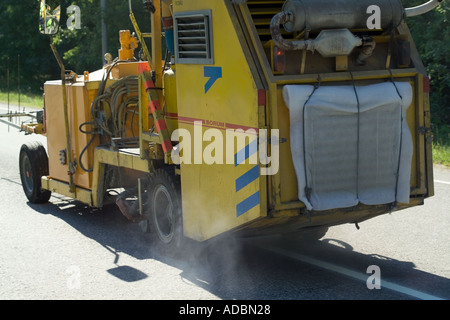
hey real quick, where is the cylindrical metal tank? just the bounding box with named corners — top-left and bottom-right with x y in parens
top-left (282, 0), bottom-right (405, 32)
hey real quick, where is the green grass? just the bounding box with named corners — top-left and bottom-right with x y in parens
top-left (433, 143), bottom-right (450, 167)
top-left (0, 91), bottom-right (43, 109)
top-left (433, 126), bottom-right (450, 167)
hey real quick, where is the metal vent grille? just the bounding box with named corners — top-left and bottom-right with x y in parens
top-left (174, 10), bottom-right (214, 64)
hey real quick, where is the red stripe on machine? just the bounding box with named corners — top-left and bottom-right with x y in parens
top-left (148, 101), bottom-right (161, 113)
top-left (156, 119), bottom-right (168, 131)
top-left (423, 76), bottom-right (430, 93)
top-left (161, 140), bottom-right (173, 153)
top-left (258, 89), bottom-right (266, 106)
top-left (145, 80), bottom-right (155, 90)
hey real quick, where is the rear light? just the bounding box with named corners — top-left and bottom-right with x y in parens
top-left (423, 76), bottom-right (430, 93)
top-left (258, 89), bottom-right (266, 107)
top-left (273, 46), bottom-right (286, 73)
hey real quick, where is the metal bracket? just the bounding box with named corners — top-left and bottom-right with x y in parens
top-left (418, 126), bottom-right (432, 135)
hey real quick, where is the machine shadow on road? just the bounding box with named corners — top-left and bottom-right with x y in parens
top-left (27, 196), bottom-right (450, 300)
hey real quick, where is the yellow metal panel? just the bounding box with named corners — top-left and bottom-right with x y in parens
top-left (71, 83), bottom-right (98, 188)
top-left (276, 88), bottom-right (299, 204)
top-left (174, 0), bottom-right (263, 241)
top-left (45, 80), bottom-right (100, 190)
top-left (111, 61), bottom-right (141, 79)
top-left (42, 177), bottom-right (92, 205)
top-left (91, 158), bottom-right (105, 208)
top-left (422, 78), bottom-right (434, 198)
top-left (164, 67), bottom-right (179, 134)
top-left (95, 147), bottom-right (149, 172)
top-left (407, 81), bottom-right (418, 191)
top-left (405, 78), bottom-right (427, 196)
top-left (414, 75), bottom-right (427, 194)
top-left (139, 74), bottom-right (151, 159)
top-left (45, 83), bottom-right (69, 184)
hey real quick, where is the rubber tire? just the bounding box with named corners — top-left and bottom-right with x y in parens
top-left (19, 141), bottom-right (51, 204)
top-left (147, 167), bottom-right (183, 253)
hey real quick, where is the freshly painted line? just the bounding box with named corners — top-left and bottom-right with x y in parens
top-left (434, 180), bottom-right (450, 185)
top-left (260, 244), bottom-right (445, 300)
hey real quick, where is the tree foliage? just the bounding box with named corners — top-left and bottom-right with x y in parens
top-left (0, 0), bottom-right (57, 94)
top-left (403, 0), bottom-right (450, 130)
top-left (55, 0), bottom-right (151, 73)
top-left (0, 0), bottom-right (150, 95)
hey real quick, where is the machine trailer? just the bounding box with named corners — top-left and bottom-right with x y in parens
top-left (19, 0), bottom-right (443, 250)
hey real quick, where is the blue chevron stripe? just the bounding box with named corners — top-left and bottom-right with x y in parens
top-left (236, 192), bottom-right (260, 217)
top-left (235, 165), bottom-right (259, 192)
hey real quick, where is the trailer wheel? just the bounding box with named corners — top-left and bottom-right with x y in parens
top-left (19, 141), bottom-right (51, 204)
top-left (147, 167), bottom-right (182, 252)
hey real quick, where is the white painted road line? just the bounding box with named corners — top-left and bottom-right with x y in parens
top-left (259, 244), bottom-right (445, 300)
top-left (435, 180), bottom-right (450, 185)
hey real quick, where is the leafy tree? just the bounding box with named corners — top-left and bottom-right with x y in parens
top-left (0, 0), bottom-right (151, 95)
top-left (403, 0), bottom-right (450, 136)
top-left (0, 0), bottom-right (60, 95)
top-left (56, 0), bottom-right (151, 73)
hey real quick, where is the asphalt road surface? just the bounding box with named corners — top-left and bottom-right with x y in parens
top-left (1, 105), bottom-right (449, 302)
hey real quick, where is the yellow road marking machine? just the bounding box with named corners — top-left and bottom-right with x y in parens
top-left (19, 0), bottom-right (443, 250)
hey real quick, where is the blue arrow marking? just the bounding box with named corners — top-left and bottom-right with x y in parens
top-left (204, 66), bottom-right (222, 94)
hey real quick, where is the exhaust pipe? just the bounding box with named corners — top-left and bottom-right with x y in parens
top-left (279, 0), bottom-right (405, 34)
top-left (116, 186), bottom-right (145, 222)
top-left (270, 0), bottom-right (403, 54)
top-left (270, 11), bottom-right (362, 56)
top-left (405, 0), bottom-right (443, 17)
top-left (270, 0), bottom-right (445, 54)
